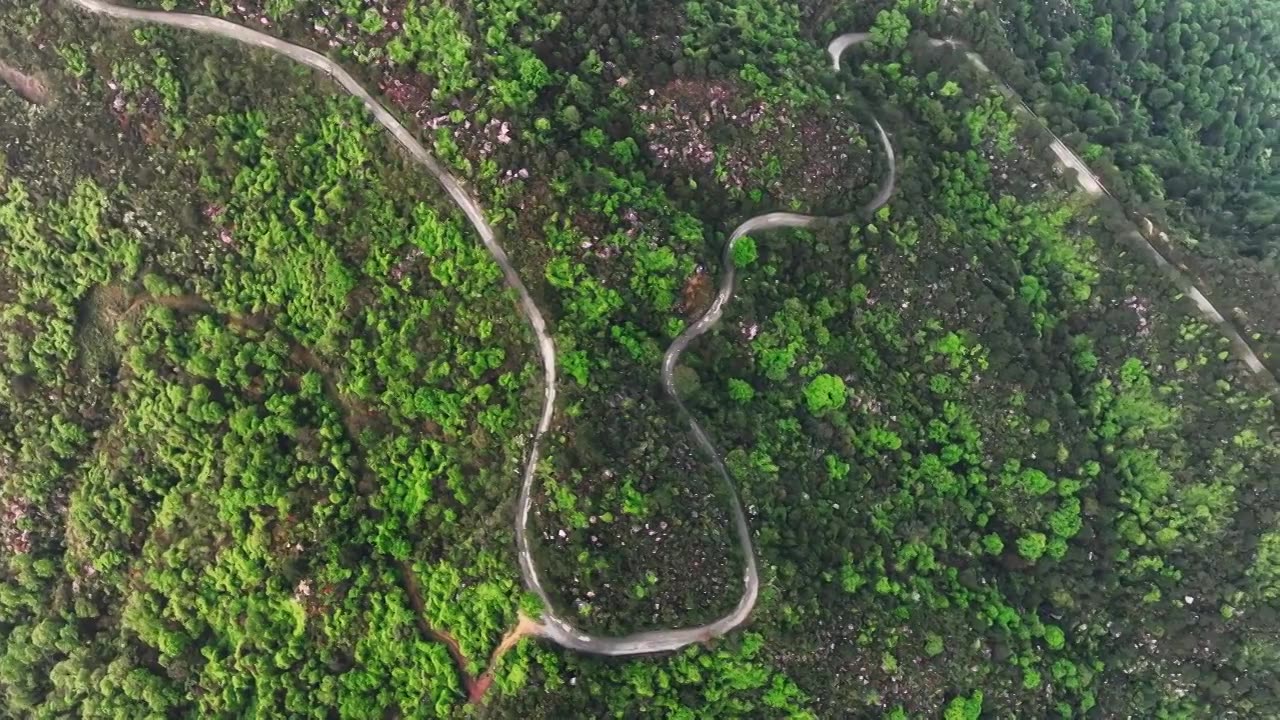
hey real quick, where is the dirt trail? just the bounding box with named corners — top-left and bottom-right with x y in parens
top-left (467, 613), bottom-right (544, 702)
top-left (492, 612), bottom-right (542, 659)
top-left (125, 292), bottom-right (269, 332)
top-left (398, 561), bottom-right (544, 703)
top-left (125, 292), bottom-right (213, 316)
top-left (396, 561), bottom-right (487, 701)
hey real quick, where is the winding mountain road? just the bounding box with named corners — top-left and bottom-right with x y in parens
top-left (65, 0), bottom-right (895, 657)
top-left (71, 1), bottom-right (1263, 665)
top-left (523, 38), bottom-right (897, 656)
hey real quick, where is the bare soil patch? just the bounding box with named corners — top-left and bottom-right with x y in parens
top-left (0, 60), bottom-right (50, 105)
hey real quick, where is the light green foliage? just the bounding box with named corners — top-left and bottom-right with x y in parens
top-left (0, 178), bottom-right (140, 383)
top-left (56, 43), bottom-right (89, 78)
top-left (1044, 624), bottom-right (1066, 650)
top-left (1095, 359), bottom-right (1178, 441)
top-left (335, 577), bottom-right (462, 717)
top-left (943, 690), bottom-right (983, 720)
top-left (754, 297), bottom-right (829, 382)
top-left (211, 106), bottom-right (368, 347)
top-left (803, 373), bottom-right (847, 415)
top-left (982, 533), bottom-right (1005, 556)
top-left (386, 0), bottom-right (476, 100)
top-left (732, 235), bottom-right (758, 267)
top-left (728, 378), bottom-right (756, 403)
top-left (415, 555), bottom-right (521, 671)
top-left (610, 137), bottom-right (640, 166)
top-left (262, 0), bottom-right (298, 18)
top-left (870, 8), bottom-right (912, 50)
top-left (964, 94), bottom-right (1018, 153)
top-left (620, 477), bottom-right (650, 518)
top-left (358, 8), bottom-right (386, 34)
top-left (562, 348), bottom-right (590, 385)
top-left (682, 0), bottom-right (831, 102)
top-left (473, 0), bottom-right (561, 111)
top-left (925, 633), bottom-right (945, 657)
top-left (1017, 532), bottom-right (1048, 562)
top-left (1249, 532), bottom-right (1280, 603)
top-left (554, 633), bottom-right (815, 717)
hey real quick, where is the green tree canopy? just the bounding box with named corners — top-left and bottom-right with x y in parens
top-left (803, 374), bottom-right (847, 415)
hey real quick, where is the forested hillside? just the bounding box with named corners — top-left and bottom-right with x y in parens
top-left (2, 0), bottom-right (1278, 718)
top-left (957, 0), bottom-right (1280, 257)
top-left (936, 0), bottom-right (1280, 365)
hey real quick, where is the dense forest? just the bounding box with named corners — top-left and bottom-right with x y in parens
top-left (941, 0), bottom-right (1280, 365)
top-left (1, 0), bottom-right (1278, 717)
top-left (975, 0), bottom-right (1280, 260)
